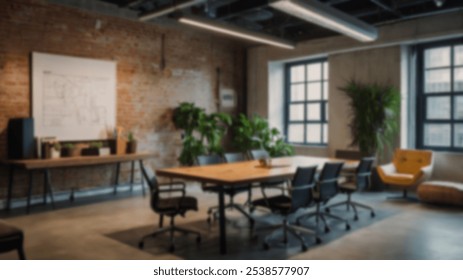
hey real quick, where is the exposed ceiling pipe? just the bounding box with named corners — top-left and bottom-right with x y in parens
top-left (139, 0), bottom-right (206, 21)
top-left (370, 0), bottom-right (402, 18)
top-left (376, 6), bottom-right (463, 26)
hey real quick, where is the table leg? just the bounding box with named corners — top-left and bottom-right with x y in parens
top-left (44, 169), bottom-right (55, 209)
top-left (114, 162), bottom-right (121, 195)
top-left (130, 161), bottom-right (135, 192)
top-left (139, 160), bottom-right (146, 197)
top-left (26, 171), bottom-right (34, 214)
top-left (43, 171), bottom-right (47, 204)
top-left (6, 167), bottom-right (15, 211)
top-left (218, 185), bottom-right (227, 255)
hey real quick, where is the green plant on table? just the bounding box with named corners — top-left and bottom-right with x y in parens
top-left (90, 142), bottom-right (103, 149)
top-left (127, 132), bottom-right (136, 142)
top-left (340, 80), bottom-right (400, 158)
top-left (62, 143), bottom-right (75, 149)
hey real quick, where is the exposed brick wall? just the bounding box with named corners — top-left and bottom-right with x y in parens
top-left (0, 0), bottom-right (246, 199)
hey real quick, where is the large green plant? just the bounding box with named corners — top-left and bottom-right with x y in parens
top-left (172, 102), bottom-right (231, 165)
top-left (232, 114), bottom-right (293, 157)
top-left (340, 80), bottom-right (400, 157)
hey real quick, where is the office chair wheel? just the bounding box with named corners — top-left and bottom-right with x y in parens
top-left (354, 215), bottom-right (358, 221)
top-left (324, 208), bottom-right (330, 213)
top-left (263, 242), bottom-right (270, 250)
top-left (346, 224), bottom-right (351, 231)
top-left (324, 226), bottom-right (330, 233)
top-left (196, 236), bottom-right (201, 243)
top-left (315, 237), bottom-right (322, 244)
top-left (169, 244), bottom-right (175, 252)
top-left (371, 212), bottom-right (376, 218)
top-left (301, 244), bottom-right (308, 252)
top-left (138, 241), bottom-right (144, 249)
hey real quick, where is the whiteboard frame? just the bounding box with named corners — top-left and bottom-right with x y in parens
top-left (32, 52), bottom-right (117, 141)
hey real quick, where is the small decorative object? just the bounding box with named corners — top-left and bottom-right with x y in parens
top-left (126, 132), bottom-right (137, 154)
top-left (115, 127), bottom-right (126, 155)
top-left (81, 142), bottom-right (102, 156)
top-left (51, 142), bottom-right (61, 159)
top-left (258, 158), bottom-right (272, 167)
top-left (99, 144), bottom-right (111, 156)
top-left (61, 143), bottom-right (79, 157)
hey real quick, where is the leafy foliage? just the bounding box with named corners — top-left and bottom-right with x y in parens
top-left (340, 80), bottom-right (400, 157)
top-left (231, 114), bottom-right (293, 157)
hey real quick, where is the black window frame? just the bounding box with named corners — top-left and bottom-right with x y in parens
top-left (416, 37), bottom-right (463, 152)
top-left (284, 58), bottom-right (328, 146)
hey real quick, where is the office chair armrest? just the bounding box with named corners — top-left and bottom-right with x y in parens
top-left (158, 181), bottom-right (186, 196)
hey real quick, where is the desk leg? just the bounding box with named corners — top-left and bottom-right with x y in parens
top-left (43, 171), bottom-right (47, 204)
top-left (26, 171), bottom-right (34, 214)
top-left (139, 160), bottom-right (146, 197)
top-left (6, 167), bottom-right (15, 211)
top-left (218, 185), bottom-right (227, 255)
top-left (114, 162), bottom-right (121, 195)
top-left (130, 161), bottom-right (135, 192)
top-left (44, 169), bottom-right (55, 209)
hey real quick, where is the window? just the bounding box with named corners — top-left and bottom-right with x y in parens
top-left (285, 59), bottom-right (328, 145)
top-left (417, 38), bottom-right (463, 151)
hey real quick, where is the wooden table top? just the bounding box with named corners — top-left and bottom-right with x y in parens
top-left (0, 152), bottom-right (156, 170)
top-left (156, 156), bottom-right (358, 185)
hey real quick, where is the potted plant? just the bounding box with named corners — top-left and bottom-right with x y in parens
top-left (61, 143), bottom-right (79, 157)
top-left (340, 80), bottom-right (400, 159)
top-left (126, 132), bottom-right (137, 154)
top-left (82, 142), bottom-right (103, 156)
top-left (232, 114), bottom-right (293, 157)
top-left (51, 142), bottom-right (61, 159)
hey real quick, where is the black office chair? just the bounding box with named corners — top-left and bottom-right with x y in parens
top-left (253, 166), bottom-right (320, 251)
top-left (223, 152), bottom-right (253, 206)
top-left (248, 149), bottom-right (288, 204)
top-left (297, 162), bottom-right (351, 233)
top-left (325, 157), bottom-right (376, 220)
top-left (138, 164), bottom-right (201, 252)
top-left (196, 154), bottom-right (254, 225)
top-left (0, 220), bottom-right (26, 260)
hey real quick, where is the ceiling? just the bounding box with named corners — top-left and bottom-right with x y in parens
top-left (97, 0), bottom-right (463, 42)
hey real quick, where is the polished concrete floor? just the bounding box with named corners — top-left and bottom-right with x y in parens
top-left (1, 184), bottom-right (462, 260)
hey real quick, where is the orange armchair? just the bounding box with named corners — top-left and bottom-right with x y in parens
top-left (377, 149), bottom-right (434, 199)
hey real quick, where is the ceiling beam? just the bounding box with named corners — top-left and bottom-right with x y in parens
top-left (139, 0), bottom-right (206, 21)
top-left (215, 0), bottom-right (269, 19)
top-left (370, 0), bottom-right (402, 18)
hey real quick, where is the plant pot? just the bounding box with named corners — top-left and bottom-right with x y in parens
top-left (61, 148), bottom-right (80, 157)
top-left (81, 148), bottom-right (99, 156)
top-left (50, 149), bottom-right (60, 159)
top-left (99, 147), bottom-right (111, 156)
top-left (126, 140), bottom-right (137, 154)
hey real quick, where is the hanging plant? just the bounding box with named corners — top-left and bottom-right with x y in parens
top-left (340, 80), bottom-right (400, 157)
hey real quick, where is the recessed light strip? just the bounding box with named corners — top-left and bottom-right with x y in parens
top-left (139, 0), bottom-right (206, 22)
top-left (270, 0), bottom-right (378, 42)
top-left (178, 15), bottom-right (295, 49)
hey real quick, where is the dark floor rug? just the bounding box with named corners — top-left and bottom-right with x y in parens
top-left (105, 206), bottom-right (397, 260)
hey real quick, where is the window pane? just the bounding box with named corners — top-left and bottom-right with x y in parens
top-left (291, 65), bottom-right (305, 82)
top-left (288, 124), bottom-right (304, 143)
top-left (425, 69), bottom-right (451, 93)
top-left (323, 81), bottom-right (329, 100)
top-left (425, 47), bottom-right (450, 68)
top-left (426, 96), bottom-right (450, 119)
top-left (455, 67), bottom-right (463, 91)
top-left (290, 84), bottom-right (305, 101)
top-left (323, 62), bottom-right (329, 79)
top-left (454, 124), bottom-right (463, 148)
top-left (323, 123), bottom-right (328, 144)
top-left (289, 104), bottom-right (304, 121)
top-left (307, 82), bottom-right (322, 100)
top-left (307, 103), bottom-right (320, 120)
top-left (325, 103), bottom-right (329, 121)
top-left (455, 45), bottom-right (463, 66)
top-left (454, 96), bottom-right (463, 119)
top-left (424, 124), bottom-right (451, 147)
top-left (306, 124), bottom-right (321, 143)
top-left (307, 63), bottom-right (322, 81)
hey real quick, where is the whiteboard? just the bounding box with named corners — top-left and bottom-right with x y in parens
top-left (32, 52), bottom-right (116, 141)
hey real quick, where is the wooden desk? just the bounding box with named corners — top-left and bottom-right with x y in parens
top-left (1, 152), bottom-right (155, 213)
top-left (157, 156), bottom-right (358, 255)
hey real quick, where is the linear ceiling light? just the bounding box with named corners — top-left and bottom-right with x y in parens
top-left (178, 15), bottom-right (295, 49)
top-left (139, 0), bottom-right (206, 21)
top-left (270, 0), bottom-right (378, 42)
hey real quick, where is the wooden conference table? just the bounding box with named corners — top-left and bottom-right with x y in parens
top-left (157, 155), bottom-right (358, 255)
top-left (1, 152), bottom-right (155, 213)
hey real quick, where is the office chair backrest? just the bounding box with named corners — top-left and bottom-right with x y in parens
top-left (318, 162), bottom-right (344, 201)
top-left (291, 166), bottom-right (317, 211)
top-left (223, 152), bottom-right (246, 163)
top-left (140, 163), bottom-right (160, 209)
top-left (248, 149), bottom-right (269, 160)
top-left (196, 154), bottom-right (223, 166)
top-left (356, 157), bottom-right (375, 191)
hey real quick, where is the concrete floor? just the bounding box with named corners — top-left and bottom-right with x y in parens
top-left (1, 184), bottom-right (462, 260)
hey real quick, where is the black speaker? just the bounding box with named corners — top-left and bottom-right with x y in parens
top-left (7, 118), bottom-right (35, 159)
